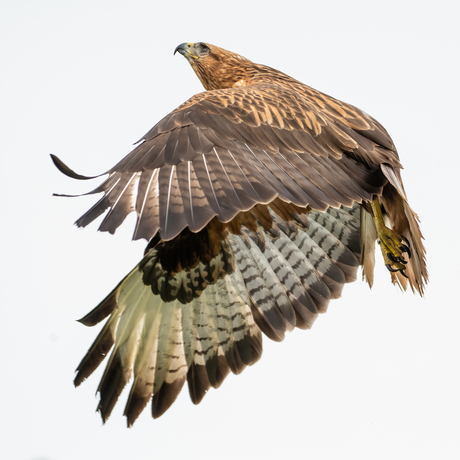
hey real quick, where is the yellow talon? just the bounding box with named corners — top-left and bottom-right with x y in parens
top-left (371, 196), bottom-right (411, 274)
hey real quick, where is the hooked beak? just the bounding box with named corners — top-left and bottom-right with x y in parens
top-left (174, 43), bottom-right (198, 59)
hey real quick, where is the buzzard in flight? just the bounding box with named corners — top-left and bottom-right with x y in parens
top-left (52, 42), bottom-right (427, 426)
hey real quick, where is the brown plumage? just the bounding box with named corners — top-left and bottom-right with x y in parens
top-left (52, 42), bottom-right (427, 425)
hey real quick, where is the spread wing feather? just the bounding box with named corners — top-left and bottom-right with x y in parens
top-left (52, 83), bottom-right (392, 241)
top-left (74, 204), bottom-right (362, 425)
top-left (54, 44), bottom-right (428, 427)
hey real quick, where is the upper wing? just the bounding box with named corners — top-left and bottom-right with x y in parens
top-left (52, 82), bottom-right (395, 241)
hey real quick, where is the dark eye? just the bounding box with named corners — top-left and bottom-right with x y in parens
top-left (199, 43), bottom-right (210, 55)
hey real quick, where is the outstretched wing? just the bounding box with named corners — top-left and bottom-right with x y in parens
top-left (53, 43), bottom-right (428, 425)
top-left (73, 203), bottom-right (363, 425)
top-left (52, 81), bottom-right (395, 242)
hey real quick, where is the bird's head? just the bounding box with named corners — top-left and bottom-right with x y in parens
top-left (174, 42), bottom-right (253, 91)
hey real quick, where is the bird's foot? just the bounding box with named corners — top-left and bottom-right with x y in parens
top-left (371, 196), bottom-right (411, 277)
top-left (377, 228), bottom-right (411, 277)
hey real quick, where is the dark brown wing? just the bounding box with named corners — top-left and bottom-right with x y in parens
top-left (52, 82), bottom-right (394, 241)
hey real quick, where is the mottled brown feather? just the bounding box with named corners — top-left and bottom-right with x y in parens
top-left (52, 42), bottom-right (427, 426)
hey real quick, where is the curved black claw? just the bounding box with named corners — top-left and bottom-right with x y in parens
top-left (387, 253), bottom-right (407, 264)
top-left (399, 269), bottom-right (409, 279)
top-left (401, 235), bottom-right (411, 248)
top-left (386, 264), bottom-right (399, 273)
top-left (388, 253), bottom-right (399, 264)
top-left (401, 244), bottom-right (412, 259)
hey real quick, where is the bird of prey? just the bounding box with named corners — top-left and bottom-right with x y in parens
top-left (52, 42), bottom-right (428, 426)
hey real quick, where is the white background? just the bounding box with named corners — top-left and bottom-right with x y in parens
top-left (1, 1), bottom-right (459, 459)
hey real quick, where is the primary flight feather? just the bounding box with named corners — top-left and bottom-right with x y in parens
top-left (52, 42), bottom-right (427, 426)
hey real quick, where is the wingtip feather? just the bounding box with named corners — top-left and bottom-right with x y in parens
top-left (50, 154), bottom-right (102, 180)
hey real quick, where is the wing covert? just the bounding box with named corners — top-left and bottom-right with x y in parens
top-left (58, 41), bottom-right (427, 426)
top-left (53, 82), bottom-right (393, 241)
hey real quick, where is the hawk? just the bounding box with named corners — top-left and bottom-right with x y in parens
top-left (52, 42), bottom-right (428, 426)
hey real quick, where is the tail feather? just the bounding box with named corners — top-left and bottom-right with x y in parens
top-left (359, 206), bottom-right (378, 288)
top-left (401, 202), bottom-right (427, 295)
top-left (380, 166), bottom-right (428, 295)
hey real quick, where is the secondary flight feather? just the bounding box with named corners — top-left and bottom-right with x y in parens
top-left (52, 42), bottom-right (428, 425)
